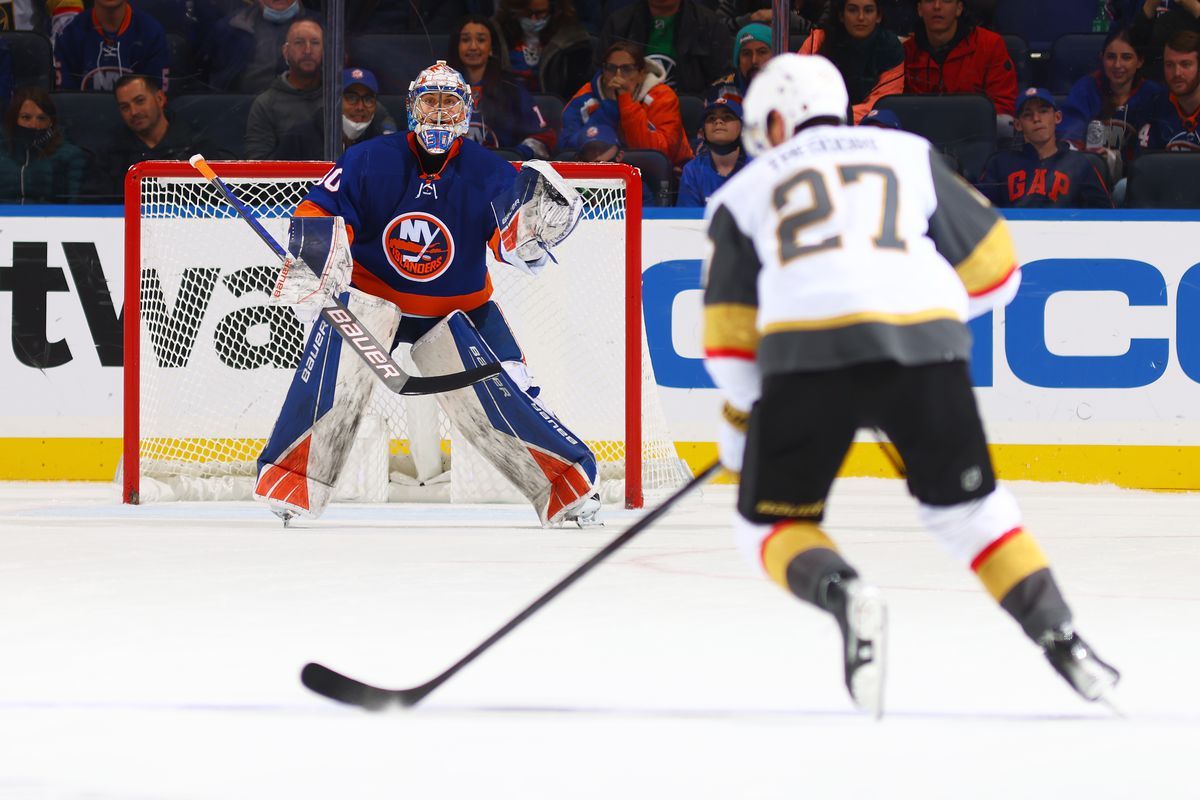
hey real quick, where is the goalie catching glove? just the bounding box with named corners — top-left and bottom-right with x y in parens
top-left (491, 160), bottom-right (584, 275)
top-left (268, 216), bottom-right (355, 322)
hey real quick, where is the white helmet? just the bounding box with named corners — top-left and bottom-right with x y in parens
top-left (742, 53), bottom-right (849, 157)
top-left (407, 60), bottom-right (472, 154)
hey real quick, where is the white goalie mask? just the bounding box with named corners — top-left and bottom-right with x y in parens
top-left (407, 60), bottom-right (472, 154)
top-left (742, 54), bottom-right (850, 157)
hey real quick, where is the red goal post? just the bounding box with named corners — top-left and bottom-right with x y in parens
top-left (123, 159), bottom-right (686, 509)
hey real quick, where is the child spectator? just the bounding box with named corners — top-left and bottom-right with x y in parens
top-left (268, 67), bottom-right (398, 160)
top-left (448, 14), bottom-right (556, 158)
top-left (492, 0), bottom-right (591, 98)
top-left (1059, 27), bottom-right (1164, 171)
top-left (1139, 29), bottom-right (1200, 150)
top-left (978, 87), bottom-right (1113, 208)
top-left (563, 41), bottom-right (694, 165)
top-left (903, 0), bottom-right (1016, 118)
top-left (54, 0), bottom-right (168, 92)
top-left (244, 17), bottom-right (322, 159)
top-left (0, 86), bottom-right (87, 203)
top-left (798, 0), bottom-right (904, 123)
top-left (198, 0), bottom-right (322, 93)
top-left (600, 0), bottom-right (733, 95)
top-left (676, 95), bottom-right (746, 206)
top-left (575, 122), bottom-right (657, 206)
top-left (708, 22), bottom-right (773, 102)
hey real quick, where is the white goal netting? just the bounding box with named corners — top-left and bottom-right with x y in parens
top-left (124, 161), bottom-right (689, 509)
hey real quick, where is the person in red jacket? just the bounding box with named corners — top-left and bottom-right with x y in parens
top-left (562, 41), bottom-right (694, 166)
top-left (903, 0), bottom-right (1016, 117)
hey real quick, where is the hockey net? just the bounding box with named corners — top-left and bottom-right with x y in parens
top-left (122, 160), bottom-right (689, 510)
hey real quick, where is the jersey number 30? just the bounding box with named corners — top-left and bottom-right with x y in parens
top-left (773, 164), bottom-right (907, 263)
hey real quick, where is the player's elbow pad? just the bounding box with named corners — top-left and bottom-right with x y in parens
top-left (968, 266), bottom-right (1021, 320)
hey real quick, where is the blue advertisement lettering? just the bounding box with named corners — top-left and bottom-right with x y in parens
top-left (642, 259), bottom-right (714, 389)
top-left (1005, 259), bottom-right (1169, 388)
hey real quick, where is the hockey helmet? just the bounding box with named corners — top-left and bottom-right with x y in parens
top-left (742, 54), bottom-right (849, 157)
top-left (407, 60), bottom-right (472, 154)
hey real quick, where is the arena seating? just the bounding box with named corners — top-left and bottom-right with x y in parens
top-left (349, 34), bottom-right (448, 94)
top-left (1047, 33), bottom-right (1106, 94)
top-left (1, 31), bottom-right (53, 92)
top-left (874, 93), bottom-right (997, 180)
top-left (1125, 152), bottom-right (1200, 208)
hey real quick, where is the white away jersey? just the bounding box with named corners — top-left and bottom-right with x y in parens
top-left (702, 124), bottom-right (1017, 376)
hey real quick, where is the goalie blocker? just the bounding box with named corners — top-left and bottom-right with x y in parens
top-left (255, 303), bottom-right (599, 526)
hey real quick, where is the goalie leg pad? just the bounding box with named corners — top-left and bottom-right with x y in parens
top-left (255, 287), bottom-right (401, 518)
top-left (410, 310), bottom-right (597, 525)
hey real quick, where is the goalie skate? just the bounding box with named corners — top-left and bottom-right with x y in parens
top-left (560, 492), bottom-right (603, 529)
top-left (1039, 626), bottom-right (1120, 702)
top-left (830, 578), bottom-right (887, 718)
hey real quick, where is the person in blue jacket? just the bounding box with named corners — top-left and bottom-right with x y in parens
top-left (54, 0), bottom-right (168, 92)
top-left (676, 96), bottom-right (747, 207)
top-left (1058, 27), bottom-right (1164, 164)
top-left (978, 87), bottom-right (1113, 209)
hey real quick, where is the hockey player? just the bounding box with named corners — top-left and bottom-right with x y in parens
top-left (703, 53), bottom-right (1120, 716)
top-left (254, 60), bottom-right (601, 528)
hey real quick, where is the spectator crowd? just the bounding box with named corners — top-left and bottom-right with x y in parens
top-left (0, 0), bottom-right (1196, 207)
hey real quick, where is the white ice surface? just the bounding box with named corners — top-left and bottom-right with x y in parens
top-left (0, 478), bottom-right (1196, 799)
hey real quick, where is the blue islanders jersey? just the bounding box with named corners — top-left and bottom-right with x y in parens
top-left (1139, 92), bottom-right (1200, 153)
top-left (54, 4), bottom-right (168, 91)
top-left (298, 133), bottom-right (519, 318)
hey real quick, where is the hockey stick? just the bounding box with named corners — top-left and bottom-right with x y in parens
top-left (301, 461), bottom-right (720, 710)
top-left (188, 154), bottom-right (501, 396)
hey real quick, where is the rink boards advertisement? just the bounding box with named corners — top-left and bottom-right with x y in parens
top-left (1, 206), bottom-right (1199, 489)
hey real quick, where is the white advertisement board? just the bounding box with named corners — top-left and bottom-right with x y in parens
top-left (1, 209), bottom-right (1198, 485)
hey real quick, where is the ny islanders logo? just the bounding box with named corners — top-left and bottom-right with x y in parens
top-left (382, 212), bottom-right (456, 281)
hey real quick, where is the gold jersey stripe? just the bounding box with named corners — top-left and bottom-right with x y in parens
top-left (762, 307), bottom-right (959, 334)
top-left (955, 218), bottom-right (1017, 295)
top-left (703, 303), bottom-right (760, 354)
top-left (973, 529), bottom-right (1050, 602)
top-left (761, 522), bottom-right (837, 590)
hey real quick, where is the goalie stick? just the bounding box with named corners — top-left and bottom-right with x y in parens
top-left (301, 462), bottom-right (720, 710)
top-left (188, 154), bottom-right (501, 397)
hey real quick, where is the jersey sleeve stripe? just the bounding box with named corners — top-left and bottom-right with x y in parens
top-left (953, 219), bottom-right (1017, 296)
top-left (762, 307), bottom-right (960, 334)
top-left (703, 303), bottom-right (760, 356)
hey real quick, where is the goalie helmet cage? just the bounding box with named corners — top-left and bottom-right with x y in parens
top-left (123, 159), bottom-right (686, 510)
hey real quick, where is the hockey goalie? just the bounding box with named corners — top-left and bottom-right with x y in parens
top-left (252, 60), bottom-right (601, 527)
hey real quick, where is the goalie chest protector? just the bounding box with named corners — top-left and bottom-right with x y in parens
top-left (302, 133), bottom-right (520, 317)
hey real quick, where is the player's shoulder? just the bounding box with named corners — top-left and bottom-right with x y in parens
top-left (340, 132), bottom-right (414, 171)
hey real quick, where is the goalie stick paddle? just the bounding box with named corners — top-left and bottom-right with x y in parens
top-left (187, 154), bottom-right (501, 397)
top-left (301, 462), bottom-right (721, 711)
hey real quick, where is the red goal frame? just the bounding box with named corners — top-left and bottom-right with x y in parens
top-left (122, 160), bottom-right (646, 507)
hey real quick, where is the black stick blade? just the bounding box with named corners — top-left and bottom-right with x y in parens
top-left (301, 662), bottom-right (402, 711)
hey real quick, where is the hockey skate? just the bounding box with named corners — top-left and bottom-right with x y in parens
top-left (1038, 626), bottom-right (1120, 702)
top-left (825, 576), bottom-right (887, 718)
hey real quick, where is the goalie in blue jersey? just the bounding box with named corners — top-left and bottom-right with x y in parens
top-left (254, 61), bottom-right (601, 527)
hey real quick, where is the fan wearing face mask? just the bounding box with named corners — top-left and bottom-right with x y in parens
top-left (0, 86), bottom-right (87, 203)
top-left (339, 68), bottom-right (398, 148)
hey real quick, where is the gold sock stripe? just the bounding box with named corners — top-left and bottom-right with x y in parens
top-left (760, 522), bottom-right (837, 590)
top-left (972, 528), bottom-right (1050, 602)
